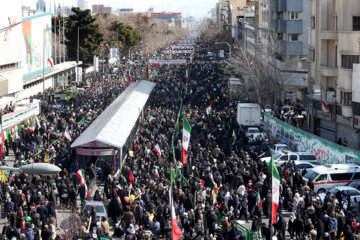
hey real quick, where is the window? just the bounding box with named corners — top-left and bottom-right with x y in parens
top-left (309, 49), bottom-right (315, 61)
top-left (316, 174), bottom-right (328, 182)
top-left (289, 12), bottom-right (299, 20)
top-left (341, 55), bottom-right (360, 69)
top-left (280, 155), bottom-right (288, 160)
top-left (299, 155), bottom-right (316, 161)
top-left (353, 17), bottom-right (360, 31)
top-left (330, 173), bottom-right (353, 181)
top-left (311, 17), bottom-right (316, 29)
top-left (288, 34), bottom-right (299, 41)
top-left (290, 155), bottom-right (297, 161)
top-left (341, 92), bottom-right (352, 106)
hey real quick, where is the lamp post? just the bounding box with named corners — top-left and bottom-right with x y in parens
top-left (215, 41), bottom-right (231, 58)
top-left (76, 23), bottom-right (93, 82)
top-left (42, 21), bottom-right (67, 98)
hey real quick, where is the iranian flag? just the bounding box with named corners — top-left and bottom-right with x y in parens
top-left (147, 115), bottom-right (156, 123)
top-left (3, 130), bottom-right (8, 143)
top-left (154, 166), bottom-right (159, 178)
top-left (169, 190), bottom-right (182, 240)
top-left (11, 125), bottom-right (18, 138)
top-left (76, 169), bottom-right (90, 199)
top-left (269, 156), bottom-right (280, 224)
top-left (256, 190), bottom-right (262, 208)
top-left (206, 105), bottom-right (212, 115)
top-left (182, 117), bottom-right (191, 164)
top-left (154, 144), bottom-right (161, 157)
top-left (63, 129), bottom-right (71, 141)
top-left (104, 44), bottom-right (109, 49)
top-left (48, 57), bottom-right (54, 68)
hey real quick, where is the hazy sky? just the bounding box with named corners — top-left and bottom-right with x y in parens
top-left (26, 0), bottom-right (218, 17)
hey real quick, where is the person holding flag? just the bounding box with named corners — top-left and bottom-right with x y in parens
top-left (269, 156), bottom-right (280, 224)
top-left (182, 117), bottom-right (191, 164)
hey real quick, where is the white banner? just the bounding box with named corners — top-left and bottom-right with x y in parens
top-left (163, 50), bottom-right (193, 54)
top-left (220, 50), bottom-right (225, 58)
top-left (110, 48), bottom-right (118, 60)
top-left (85, 66), bottom-right (94, 75)
top-left (149, 59), bottom-right (187, 65)
top-left (172, 45), bottom-right (194, 50)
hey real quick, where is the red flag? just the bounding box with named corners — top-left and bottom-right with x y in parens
top-left (130, 170), bottom-right (134, 184)
top-left (128, 75), bottom-right (132, 83)
top-left (156, 63), bottom-right (160, 68)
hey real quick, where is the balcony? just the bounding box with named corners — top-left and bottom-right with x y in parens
top-left (273, 20), bottom-right (302, 34)
top-left (320, 30), bottom-right (338, 40)
top-left (278, 41), bottom-right (302, 55)
top-left (271, 0), bottom-right (302, 12)
top-left (320, 65), bottom-right (338, 77)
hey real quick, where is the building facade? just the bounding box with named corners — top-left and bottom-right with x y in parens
top-left (92, 5), bottom-right (112, 15)
top-left (0, 3), bottom-right (76, 108)
top-left (307, 0), bottom-right (360, 150)
top-left (77, 0), bottom-right (88, 10)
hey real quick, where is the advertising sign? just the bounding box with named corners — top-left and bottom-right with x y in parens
top-left (22, 13), bottom-right (52, 79)
top-left (263, 113), bottom-right (360, 164)
top-left (0, 0), bottom-right (22, 66)
top-left (149, 59), bottom-right (187, 65)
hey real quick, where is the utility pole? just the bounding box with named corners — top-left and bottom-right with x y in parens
top-left (77, 26), bottom-right (79, 82)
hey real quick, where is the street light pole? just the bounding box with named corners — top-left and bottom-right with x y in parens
top-left (42, 29), bottom-right (46, 99)
top-left (77, 26), bottom-right (79, 82)
top-left (215, 41), bottom-right (231, 58)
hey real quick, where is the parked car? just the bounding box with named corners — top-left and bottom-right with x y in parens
top-left (261, 152), bottom-right (317, 166)
top-left (269, 144), bottom-right (291, 155)
top-left (288, 161), bottom-right (317, 173)
top-left (346, 180), bottom-right (360, 191)
top-left (303, 164), bottom-right (360, 193)
top-left (318, 186), bottom-right (360, 209)
top-left (82, 200), bottom-right (108, 222)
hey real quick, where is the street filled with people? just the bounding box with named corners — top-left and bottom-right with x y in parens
top-left (1, 40), bottom-right (360, 240)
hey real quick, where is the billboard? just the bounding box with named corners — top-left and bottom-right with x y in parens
top-left (0, 0), bottom-right (22, 66)
top-left (22, 13), bottom-right (52, 79)
top-left (263, 113), bottom-right (360, 164)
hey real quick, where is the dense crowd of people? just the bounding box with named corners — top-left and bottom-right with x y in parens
top-left (1, 42), bottom-right (360, 240)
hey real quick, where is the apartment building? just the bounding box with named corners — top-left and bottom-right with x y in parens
top-left (307, 0), bottom-right (360, 149)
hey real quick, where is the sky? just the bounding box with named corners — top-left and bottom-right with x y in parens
top-left (26, 0), bottom-right (218, 18)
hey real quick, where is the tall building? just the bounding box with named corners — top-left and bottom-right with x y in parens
top-left (92, 4), bottom-right (112, 14)
top-left (36, 0), bottom-right (45, 11)
top-left (77, 0), bottom-right (88, 10)
top-left (307, 0), bottom-right (360, 148)
top-left (259, 0), bottom-right (309, 99)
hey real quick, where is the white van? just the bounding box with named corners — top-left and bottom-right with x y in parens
top-left (303, 164), bottom-right (360, 193)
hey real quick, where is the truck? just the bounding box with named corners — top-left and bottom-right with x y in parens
top-left (229, 78), bottom-right (242, 100)
top-left (237, 103), bottom-right (261, 127)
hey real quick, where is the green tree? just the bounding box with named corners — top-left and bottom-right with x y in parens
top-left (65, 7), bottom-right (103, 64)
top-left (108, 21), bottom-right (139, 52)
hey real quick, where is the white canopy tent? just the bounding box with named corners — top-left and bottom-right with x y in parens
top-left (71, 80), bottom-right (156, 170)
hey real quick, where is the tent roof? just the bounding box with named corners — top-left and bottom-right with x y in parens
top-left (71, 80), bottom-right (156, 149)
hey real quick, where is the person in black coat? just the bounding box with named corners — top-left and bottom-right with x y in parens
top-left (275, 216), bottom-right (287, 240)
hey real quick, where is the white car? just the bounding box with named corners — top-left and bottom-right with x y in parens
top-left (318, 186), bottom-right (360, 209)
top-left (261, 152), bottom-right (317, 166)
top-left (246, 127), bottom-right (261, 141)
top-left (269, 144), bottom-right (291, 155)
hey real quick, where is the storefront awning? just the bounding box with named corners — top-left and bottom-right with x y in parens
top-left (71, 80), bottom-right (156, 149)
